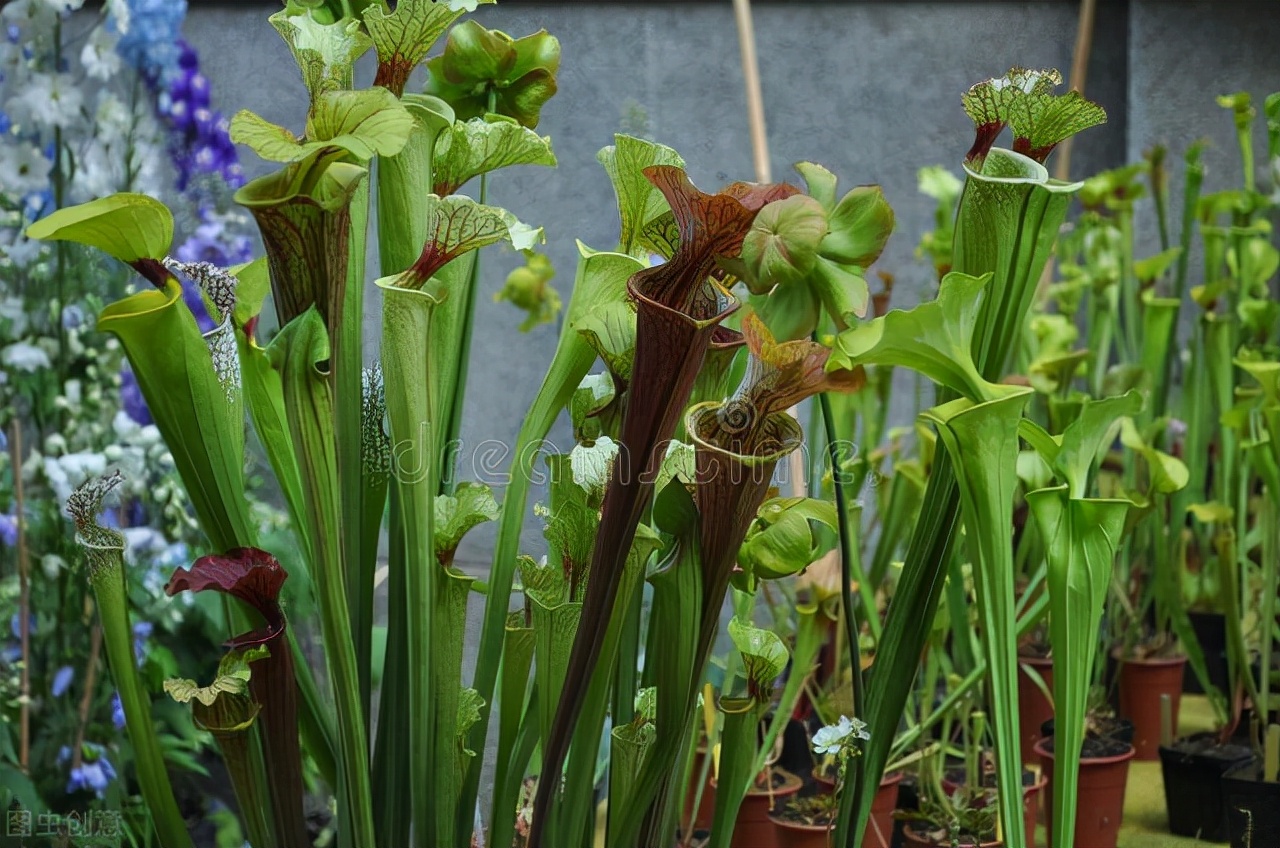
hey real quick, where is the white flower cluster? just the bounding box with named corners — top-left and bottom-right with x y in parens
top-left (812, 715), bottom-right (871, 756)
top-left (0, 0), bottom-right (166, 271)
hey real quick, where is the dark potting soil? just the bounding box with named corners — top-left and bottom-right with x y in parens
top-left (943, 767), bottom-right (1036, 790)
top-left (1165, 732), bottom-right (1253, 762)
top-left (1040, 733), bottom-right (1131, 759)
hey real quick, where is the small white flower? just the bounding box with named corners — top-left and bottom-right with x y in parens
top-left (41, 553), bottom-right (66, 579)
top-left (80, 25), bottom-right (120, 81)
top-left (1, 341), bottom-right (52, 372)
top-left (0, 297), bottom-right (29, 335)
top-left (94, 92), bottom-right (133, 141)
top-left (105, 0), bottom-right (129, 33)
top-left (812, 716), bottom-right (870, 756)
top-left (0, 143), bottom-right (52, 194)
top-left (7, 72), bottom-right (84, 130)
top-left (123, 527), bottom-right (167, 564)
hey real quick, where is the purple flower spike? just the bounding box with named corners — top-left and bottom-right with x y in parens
top-left (120, 365), bottom-right (153, 426)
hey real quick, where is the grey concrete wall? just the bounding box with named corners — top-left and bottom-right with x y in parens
top-left (181, 1), bottom-right (1278, 567)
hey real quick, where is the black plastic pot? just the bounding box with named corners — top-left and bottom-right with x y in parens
top-left (1184, 610), bottom-right (1229, 694)
top-left (892, 773), bottom-right (919, 848)
top-left (1223, 762), bottom-right (1280, 848)
top-left (1158, 732), bottom-right (1255, 841)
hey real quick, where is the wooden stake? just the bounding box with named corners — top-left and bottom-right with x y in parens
top-left (1054, 0), bottom-right (1099, 183)
top-left (732, 0), bottom-right (810, 498)
top-left (11, 421), bottom-right (30, 773)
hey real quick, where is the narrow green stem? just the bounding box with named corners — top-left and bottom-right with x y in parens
top-left (819, 391), bottom-right (867, 792)
top-left (95, 568), bottom-right (192, 848)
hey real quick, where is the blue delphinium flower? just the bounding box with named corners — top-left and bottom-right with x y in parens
top-left (110, 692), bottom-right (125, 729)
top-left (160, 41), bottom-right (243, 191)
top-left (9, 612), bottom-right (35, 639)
top-left (59, 743), bottom-right (118, 798)
top-left (61, 303), bottom-right (86, 330)
top-left (120, 364), bottom-right (152, 426)
top-left (0, 510), bottom-right (17, 547)
top-left (51, 665), bottom-right (74, 697)
top-left (113, 0), bottom-right (187, 83)
top-left (175, 213), bottom-right (253, 268)
top-left (132, 620), bottom-right (152, 665)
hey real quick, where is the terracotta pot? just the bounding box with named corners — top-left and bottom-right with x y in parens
top-left (1034, 738), bottom-right (1135, 848)
top-left (1116, 652), bottom-right (1186, 760)
top-left (901, 824), bottom-right (1001, 847)
top-left (681, 746), bottom-right (715, 833)
top-left (939, 770), bottom-right (1045, 848)
top-left (768, 816), bottom-right (833, 848)
top-left (1017, 655), bottom-right (1054, 764)
top-left (811, 769), bottom-right (901, 848)
top-left (713, 767), bottom-right (803, 848)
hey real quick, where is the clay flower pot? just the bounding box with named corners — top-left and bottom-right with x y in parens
top-left (1034, 737), bottom-right (1135, 848)
top-left (1116, 651), bottom-right (1186, 760)
top-left (713, 767), bottom-right (803, 848)
top-left (1017, 654), bottom-right (1054, 764)
top-left (810, 769), bottom-right (902, 848)
top-left (768, 817), bottom-right (833, 848)
top-left (940, 769), bottom-right (1046, 848)
top-left (681, 746), bottom-right (715, 833)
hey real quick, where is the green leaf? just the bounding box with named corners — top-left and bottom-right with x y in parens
top-left (576, 300), bottom-right (635, 383)
top-left (796, 161), bottom-right (839, 210)
top-left (821, 185), bottom-right (895, 268)
top-left (377, 195), bottom-right (541, 290)
top-left (306, 88), bottom-right (415, 159)
top-left (728, 616), bottom-right (789, 698)
top-left (232, 88), bottom-right (412, 164)
top-left (1118, 417), bottom-right (1190, 494)
top-left (230, 111), bottom-right (309, 163)
top-left (269, 10), bottom-right (371, 100)
top-left (597, 134), bottom-right (686, 257)
top-left (434, 482), bottom-right (500, 565)
top-left (433, 114), bottom-right (557, 195)
top-left (164, 646), bottom-right (269, 707)
top-left (1026, 487), bottom-right (1130, 848)
top-left (738, 497), bottom-right (839, 580)
top-left (738, 194), bottom-right (826, 290)
top-left (830, 270), bottom-right (1002, 402)
top-left (229, 258), bottom-right (270, 329)
top-left (97, 280), bottom-right (251, 551)
top-left (1134, 247), bottom-right (1182, 284)
top-left (810, 255), bottom-right (870, 325)
top-left (26, 193), bottom-right (173, 265)
top-left (1050, 391), bottom-right (1143, 498)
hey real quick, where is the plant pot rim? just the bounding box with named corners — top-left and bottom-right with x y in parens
top-left (1033, 736), bottom-right (1136, 765)
top-left (711, 766), bottom-right (804, 797)
top-left (1111, 647), bottom-right (1188, 666)
top-left (902, 822), bottom-right (1002, 847)
top-left (767, 814), bottom-right (834, 832)
top-left (814, 768), bottom-right (904, 789)
top-left (1017, 652), bottom-right (1053, 665)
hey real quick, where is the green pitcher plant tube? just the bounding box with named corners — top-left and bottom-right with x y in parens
top-left (165, 548), bottom-right (310, 848)
top-left (67, 473), bottom-right (194, 848)
top-left (836, 68), bottom-right (1102, 848)
top-left (529, 166), bottom-right (797, 847)
top-left (164, 646), bottom-right (273, 848)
